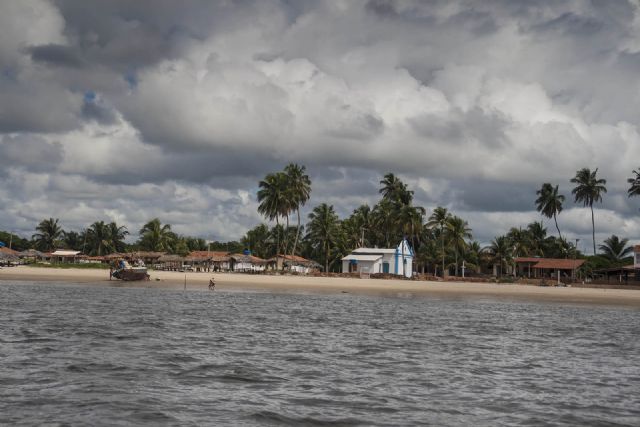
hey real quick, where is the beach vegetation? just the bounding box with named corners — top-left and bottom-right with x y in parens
top-left (535, 183), bottom-right (565, 239)
top-left (598, 235), bottom-right (633, 263)
top-left (571, 168), bottom-right (607, 255)
top-left (426, 207), bottom-right (451, 277)
top-left (628, 168), bottom-right (640, 198)
top-left (284, 163), bottom-right (312, 260)
top-left (138, 218), bottom-right (176, 252)
top-left (32, 218), bottom-right (64, 251)
top-left (306, 203), bottom-right (341, 273)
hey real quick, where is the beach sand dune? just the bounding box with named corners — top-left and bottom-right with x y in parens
top-left (2, 266), bottom-right (640, 307)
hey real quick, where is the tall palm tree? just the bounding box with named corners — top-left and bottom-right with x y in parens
top-left (284, 163), bottom-right (312, 258)
top-left (598, 235), bottom-right (633, 262)
top-left (445, 215), bottom-right (472, 276)
top-left (138, 218), bottom-right (175, 252)
top-left (32, 218), bottom-right (64, 251)
top-left (257, 172), bottom-right (289, 261)
top-left (628, 168), bottom-right (640, 198)
top-left (306, 203), bottom-right (341, 273)
top-left (426, 207), bottom-right (451, 277)
top-left (535, 183), bottom-right (565, 239)
top-left (571, 168), bottom-right (607, 255)
top-left (372, 199), bottom-right (396, 248)
top-left (396, 205), bottom-right (426, 277)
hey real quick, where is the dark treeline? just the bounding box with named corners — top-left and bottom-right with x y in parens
top-left (2, 165), bottom-right (639, 274)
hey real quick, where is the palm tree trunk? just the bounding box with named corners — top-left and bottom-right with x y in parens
top-left (325, 242), bottom-right (329, 273)
top-left (590, 204), bottom-right (596, 255)
top-left (454, 249), bottom-right (458, 277)
top-left (441, 226), bottom-right (445, 278)
top-left (402, 239), bottom-right (406, 277)
top-left (275, 217), bottom-right (281, 269)
top-left (291, 209), bottom-right (301, 259)
top-left (553, 213), bottom-right (562, 240)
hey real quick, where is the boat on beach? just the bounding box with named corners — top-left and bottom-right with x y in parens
top-left (111, 259), bottom-right (150, 281)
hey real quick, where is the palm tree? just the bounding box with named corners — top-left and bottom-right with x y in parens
top-left (138, 218), bottom-right (175, 252)
top-left (599, 235), bottom-right (633, 262)
top-left (628, 168), bottom-right (640, 198)
top-left (486, 235), bottom-right (513, 277)
top-left (571, 168), bottom-right (607, 255)
top-left (379, 173), bottom-right (413, 205)
top-left (426, 207), bottom-right (451, 277)
top-left (86, 221), bottom-right (110, 256)
top-left (257, 172), bottom-right (289, 261)
top-left (62, 230), bottom-right (83, 251)
top-left (241, 224), bottom-right (271, 259)
top-left (445, 215), bottom-right (472, 276)
top-left (107, 222), bottom-right (128, 253)
top-left (284, 164), bottom-right (312, 258)
top-left (372, 199), bottom-right (396, 248)
top-left (32, 218), bottom-right (64, 251)
top-left (396, 205), bottom-right (425, 277)
top-left (526, 221), bottom-right (547, 257)
top-left (535, 183), bottom-right (565, 239)
top-left (306, 203), bottom-right (341, 273)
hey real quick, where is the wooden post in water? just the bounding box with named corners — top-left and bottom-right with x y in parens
top-left (184, 274), bottom-right (187, 290)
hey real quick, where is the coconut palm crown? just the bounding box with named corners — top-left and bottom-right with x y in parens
top-left (535, 183), bottom-right (565, 239)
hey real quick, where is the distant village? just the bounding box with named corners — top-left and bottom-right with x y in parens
top-left (1, 165), bottom-right (639, 285)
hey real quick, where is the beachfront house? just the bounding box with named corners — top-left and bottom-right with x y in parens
top-left (230, 253), bottom-right (267, 272)
top-left (341, 239), bottom-right (414, 278)
top-left (268, 254), bottom-right (321, 274)
top-left (514, 257), bottom-right (585, 281)
top-left (48, 249), bottom-right (83, 264)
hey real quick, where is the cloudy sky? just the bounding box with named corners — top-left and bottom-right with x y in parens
top-left (1, 0), bottom-right (640, 249)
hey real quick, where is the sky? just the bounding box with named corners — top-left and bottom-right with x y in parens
top-left (1, 0), bottom-right (640, 250)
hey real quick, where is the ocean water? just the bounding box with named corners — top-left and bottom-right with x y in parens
top-left (1, 282), bottom-right (639, 426)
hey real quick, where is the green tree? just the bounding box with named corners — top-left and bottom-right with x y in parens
top-left (32, 218), bottom-right (64, 251)
top-left (86, 221), bottom-right (110, 256)
top-left (628, 168), bottom-right (640, 198)
top-left (426, 207), bottom-right (451, 277)
top-left (486, 235), bottom-right (513, 277)
top-left (62, 230), bottom-right (83, 251)
top-left (138, 218), bottom-right (175, 252)
top-left (107, 222), bottom-right (129, 253)
top-left (445, 215), bottom-right (472, 276)
top-left (526, 221), bottom-right (547, 257)
top-left (598, 235), bottom-right (633, 263)
top-left (242, 224), bottom-right (271, 259)
top-left (571, 168), bottom-right (607, 255)
top-left (306, 203), bottom-right (341, 273)
top-left (257, 172), bottom-right (289, 261)
top-left (379, 172), bottom-right (413, 205)
top-left (284, 163), bottom-right (312, 258)
top-left (535, 183), bottom-right (565, 239)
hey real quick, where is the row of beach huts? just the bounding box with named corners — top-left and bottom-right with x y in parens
top-left (0, 246), bottom-right (321, 274)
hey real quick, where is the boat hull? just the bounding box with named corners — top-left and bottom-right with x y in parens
top-left (112, 268), bottom-right (150, 281)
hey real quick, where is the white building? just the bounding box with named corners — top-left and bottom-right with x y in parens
top-left (341, 240), bottom-right (414, 278)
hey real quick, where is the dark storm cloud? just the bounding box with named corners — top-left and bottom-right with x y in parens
top-left (28, 44), bottom-right (83, 68)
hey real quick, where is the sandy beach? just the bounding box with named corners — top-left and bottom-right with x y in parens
top-left (1, 265), bottom-right (639, 307)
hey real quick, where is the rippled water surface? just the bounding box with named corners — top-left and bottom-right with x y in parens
top-left (1, 282), bottom-right (640, 426)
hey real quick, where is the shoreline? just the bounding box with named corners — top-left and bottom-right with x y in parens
top-left (2, 266), bottom-right (640, 307)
